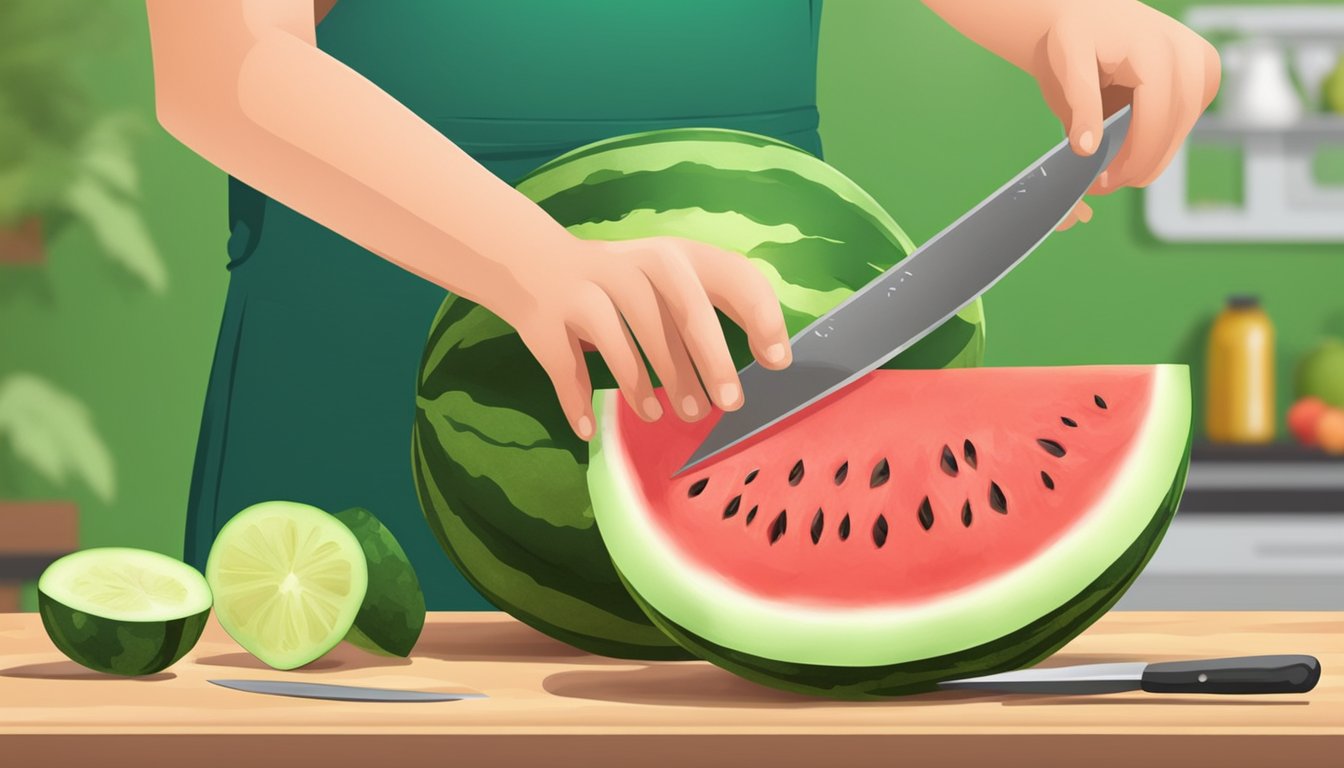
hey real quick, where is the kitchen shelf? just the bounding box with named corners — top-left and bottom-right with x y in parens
top-left (1190, 115), bottom-right (1344, 143)
top-left (1144, 4), bottom-right (1344, 243)
top-left (1187, 4), bottom-right (1344, 43)
top-left (1180, 442), bottom-right (1344, 513)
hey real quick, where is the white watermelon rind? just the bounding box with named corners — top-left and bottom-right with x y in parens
top-left (588, 365), bottom-right (1191, 668)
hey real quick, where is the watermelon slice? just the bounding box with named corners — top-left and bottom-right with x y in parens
top-left (588, 365), bottom-right (1192, 698)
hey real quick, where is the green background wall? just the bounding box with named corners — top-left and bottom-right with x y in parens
top-left (3, 0), bottom-right (1342, 609)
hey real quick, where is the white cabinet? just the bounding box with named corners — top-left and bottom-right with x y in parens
top-left (1144, 5), bottom-right (1344, 242)
top-left (1118, 514), bottom-right (1344, 609)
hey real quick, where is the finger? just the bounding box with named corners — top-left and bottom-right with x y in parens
top-left (573, 290), bottom-right (659, 422)
top-left (642, 247), bottom-right (743, 412)
top-left (684, 243), bottom-right (791, 370)
top-left (1055, 200), bottom-right (1093, 231)
top-left (1201, 39), bottom-right (1222, 107)
top-left (524, 326), bottom-right (595, 441)
top-left (1135, 45), bottom-right (1210, 188)
top-left (604, 271), bottom-right (707, 422)
top-left (1099, 54), bottom-right (1176, 191)
top-left (1043, 24), bottom-right (1104, 156)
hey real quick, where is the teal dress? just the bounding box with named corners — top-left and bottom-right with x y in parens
top-left (184, 0), bottom-right (825, 609)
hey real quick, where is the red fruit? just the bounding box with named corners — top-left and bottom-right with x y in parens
top-left (1318, 409), bottom-right (1344, 456)
top-left (1288, 397), bottom-right (1329, 446)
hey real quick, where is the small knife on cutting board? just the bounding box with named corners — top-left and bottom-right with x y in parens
top-left (678, 107), bottom-right (1133, 475)
top-left (937, 654), bottom-right (1321, 695)
top-left (209, 679), bottom-right (487, 703)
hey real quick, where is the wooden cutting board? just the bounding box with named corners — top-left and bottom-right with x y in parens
top-left (1, 611), bottom-right (1339, 767)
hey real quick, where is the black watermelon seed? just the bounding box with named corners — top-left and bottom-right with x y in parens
top-left (834, 462), bottom-right (849, 485)
top-left (838, 514), bottom-right (851, 541)
top-left (744, 469), bottom-right (759, 485)
top-left (1041, 471), bottom-right (1055, 490)
top-left (1037, 438), bottom-right (1066, 458)
top-left (870, 458), bottom-right (890, 488)
top-left (688, 478), bottom-right (708, 498)
top-left (723, 495), bottom-right (742, 519)
top-left (989, 482), bottom-right (1007, 514)
top-left (963, 439), bottom-right (978, 469)
top-left (810, 509), bottom-right (825, 545)
top-left (1061, 416), bottom-right (1078, 428)
top-left (745, 505), bottom-right (758, 525)
top-left (1094, 394), bottom-right (1108, 409)
top-left (961, 500), bottom-right (973, 527)
top-left (940, 445), bottom-right (959, 476)
top-left (872, 515), bottom-right (889, 548)
top-left (789, 460), bottom-right (805, 486)
top-left (918, 497), bottom-right (935, 530)
top-left (768, 510), bottom-right (788, 544)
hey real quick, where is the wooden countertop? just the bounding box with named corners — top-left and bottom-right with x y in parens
top-left (2, 611), bottom-right (1339, 767)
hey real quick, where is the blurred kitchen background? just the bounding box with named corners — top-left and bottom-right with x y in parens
top-left (2, 0), bottom-right (1342, 612)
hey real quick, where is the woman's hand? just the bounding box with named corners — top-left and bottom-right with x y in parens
top-left (501, 236), bottom-right (793, 441)
top-left (923, 0), bottom-right (1221, 229)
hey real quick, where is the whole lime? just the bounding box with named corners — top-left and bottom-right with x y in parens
top-left (335, 507), bottom-right (425, 657)
top-left (1296, 338), bottom-right (1344, 408)
top-left (1325, 57), bottom-right (1344, 115)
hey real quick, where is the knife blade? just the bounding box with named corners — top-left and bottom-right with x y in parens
top-left (677, 107), bottom-right (1133, 475)
top-left (208, 679), bottom-right (488, 703)
top-left (936, 654), bottom-right (1320, 695)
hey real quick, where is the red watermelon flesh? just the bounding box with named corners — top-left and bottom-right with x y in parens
top-left (589, 365), bottom-right (1192, 697)
top-left (622, 366), bottom-right (1151, 606)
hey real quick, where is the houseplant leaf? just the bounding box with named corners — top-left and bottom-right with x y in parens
top-left (63, 173), bottom-right (167, 293)
top-left (0, 373), bottom-right (115, 501)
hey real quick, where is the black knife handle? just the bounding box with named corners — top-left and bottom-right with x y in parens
top-left (1140, 655), bottom-right (1320, 694)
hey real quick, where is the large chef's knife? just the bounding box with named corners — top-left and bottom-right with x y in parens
top-left (678, 107), bottom-right (1133, 475)
top-left (209, 679), bottom-right (487, 703)
top-left (937, 654), bottom-right (1320, 695)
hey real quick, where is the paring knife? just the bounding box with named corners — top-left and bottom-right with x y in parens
top-left (937, 654), bottom-right (1320, 695)
top-left (209, 679), bottom-right (488, 703)
top-left (678, 107), bottom-right (1133, 475)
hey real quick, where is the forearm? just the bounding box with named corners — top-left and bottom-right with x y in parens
top-left (920, 0), bottom-right (1071, 69)
top-left (147, 4), bottom-right (570, 311)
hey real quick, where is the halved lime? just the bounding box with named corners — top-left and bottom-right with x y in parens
top-left (38, 547), bottom-right (212, 676)
top-left (335, 507), bottom-right (425, 657)
top-left (206, 501), bottom-right (368, 670)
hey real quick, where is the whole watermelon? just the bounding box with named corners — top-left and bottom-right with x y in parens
top-left (413, 128), bottom-right (986, 659)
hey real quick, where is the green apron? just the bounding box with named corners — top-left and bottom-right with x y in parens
top-left (184, 0), bottom-right (825, 609)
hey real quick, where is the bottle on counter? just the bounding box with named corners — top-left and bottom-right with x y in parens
top-left (1206, 295), bottom-right (1276, 444)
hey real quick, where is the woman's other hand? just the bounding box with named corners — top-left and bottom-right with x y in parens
top-left (923, 0), bottom-right (1221, 230)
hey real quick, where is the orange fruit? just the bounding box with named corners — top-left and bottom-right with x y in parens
top-left (1287, 397), bottom-right (1329, 446)
top-left (1316, 408), bottom-right (1344, 456)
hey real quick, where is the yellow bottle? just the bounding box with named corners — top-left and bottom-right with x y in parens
top-left (1206, 295), bottom-right (1276, 443)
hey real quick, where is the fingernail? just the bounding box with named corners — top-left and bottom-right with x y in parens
top-left (681, 396), bottom-right (700, 418)
top-left (765, 343), bottom-right (786, 364)
top-left (1097, 171), bottom-right (1110, 189)
top-left (720, 383), bottom-right (742, 408)
top-left (1079, 131), bottom-right (1097, 154)
top-left (642, 397), bottom-right (663, 420)
top-left (577, 415), bottom-right (593, 439)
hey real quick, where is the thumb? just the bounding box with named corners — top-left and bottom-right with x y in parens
top-left (1044, 28), bottom-right (1104, 155)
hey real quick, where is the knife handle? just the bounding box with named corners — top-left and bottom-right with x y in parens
top-left (1140, 655), bottom-right (1320, 694)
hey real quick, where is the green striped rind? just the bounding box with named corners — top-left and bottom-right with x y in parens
top-left (626, 445), bottom-right (1188, 698)
top-left (413, 299), bottom-right (689, 659)
top-left (38, 596), bottom-right (209, 676)
top-left (336, 507), bottom-right (426, 657)
top-left (414, 128), bottom-right (983, 659)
